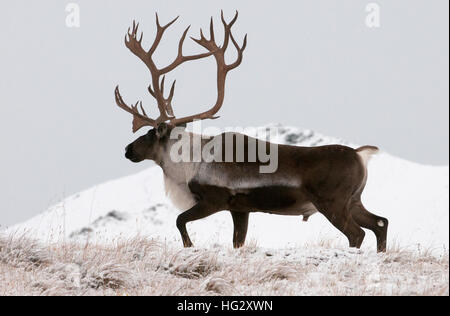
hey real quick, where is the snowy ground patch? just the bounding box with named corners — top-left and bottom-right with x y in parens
top-left (0, 235), bottom-right (448, 296)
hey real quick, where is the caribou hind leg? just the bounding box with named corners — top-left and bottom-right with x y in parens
top-left (312, 200), bottom-right (366, 249)
top-left (230, 211), bottom-right (249, 248)
top-left (350, 200), bottom-right (388, 252)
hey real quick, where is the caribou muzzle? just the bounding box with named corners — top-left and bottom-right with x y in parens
top-left (125, 144), bottom-right (140, 163)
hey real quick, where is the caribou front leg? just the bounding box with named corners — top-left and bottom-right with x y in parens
top-left (176, 203), bottom-right (220, 248)
top-left (230, 211), bottom-right (249, 248)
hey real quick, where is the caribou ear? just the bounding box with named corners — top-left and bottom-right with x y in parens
top-left (156, 122), bottom-right (170, 139)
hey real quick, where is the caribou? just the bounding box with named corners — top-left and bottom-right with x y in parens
top-left (115, 12), bottom-right (389, 252)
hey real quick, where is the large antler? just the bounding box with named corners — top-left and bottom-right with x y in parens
top-left (170, 11), bottom-right (247, 126)
top-left (115, 11), bottom-right (247, 132)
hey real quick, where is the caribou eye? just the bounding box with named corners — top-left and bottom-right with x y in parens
top-left (145, 131), bottom-right (155, 141)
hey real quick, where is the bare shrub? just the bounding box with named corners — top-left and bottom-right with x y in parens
top-left (256, 263), bottom-right (298, 282)
top-left (0, 234), bottom-right (50, 269)
top-left (85, 263), bottom-right (133, 290)
top-left (169, 251), bottom-right (220, 279)
top-left (0, 233), bottom-right (448, 296)
top-left (203, 277), bottom-right (235, 295)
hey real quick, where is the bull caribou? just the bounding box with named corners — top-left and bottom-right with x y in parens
top-left (115, 12), bottom-right (388, 252)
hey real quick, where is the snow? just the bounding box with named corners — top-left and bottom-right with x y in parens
top-left (6, 125), bottom-right (449, 253)
top-left (1, 234), bottom-right (447, 295)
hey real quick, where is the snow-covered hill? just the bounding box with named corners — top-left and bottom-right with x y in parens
top-left (8, 126), bottom-right (449, 252)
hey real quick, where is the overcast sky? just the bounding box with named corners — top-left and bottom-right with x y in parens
top-left (0, 0), bottom-right (448, 227)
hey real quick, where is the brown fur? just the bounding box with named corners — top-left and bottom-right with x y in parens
top-left (125, 127), bottom-right (388, 252)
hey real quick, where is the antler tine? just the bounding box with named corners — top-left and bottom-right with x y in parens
top-left (209, 17), bottom-right (215, 42)
top-left (178, 26), bottom-right (191, 55)
top-left (160, 76), bottom-right (166, 95)
top-left (115, 86), bottom-right (157, 132)
top-left (159, 75), bottom-right (177, 118)
top-left (127, 20), bottom-right (141, 40)
top-left (155, 12), bottom-right (160, 28)
top-left (190, 11), bottom-right (240, 51)
top-left (149, 14), bottom-right (179, 56)
top-left (165, 80), bottom-right (176, 117)
top-left (156, 13), bottom-right (179, 31)
top-left (169, 11), bottom-right (246, 126)
top-left (124, 20), bottom-right (148, 65)
top-left (219, 10), bottom-right (239, 51)
top-left (200, 28), bottom-right (206, 41)
top-left (159, 29), bottom-right (216, 74)
top-left (227, 33), bottom-right (247, 70)
top-left (147, 14), bottom-right (180, 61)
top-left (148, 84), bottom-right (156, 98)
top-left (168, 80), bottom-right (176, 103)
top-left (139, 101), bottom-right (148, 116)
top-left (221, 10), bottom-right (239, 29)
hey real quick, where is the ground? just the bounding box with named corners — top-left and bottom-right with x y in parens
top-left (0, 235), bottom-right (448, 296)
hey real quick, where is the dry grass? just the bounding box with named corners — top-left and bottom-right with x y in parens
top-left (0, 234), bottom-right (448, 296)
